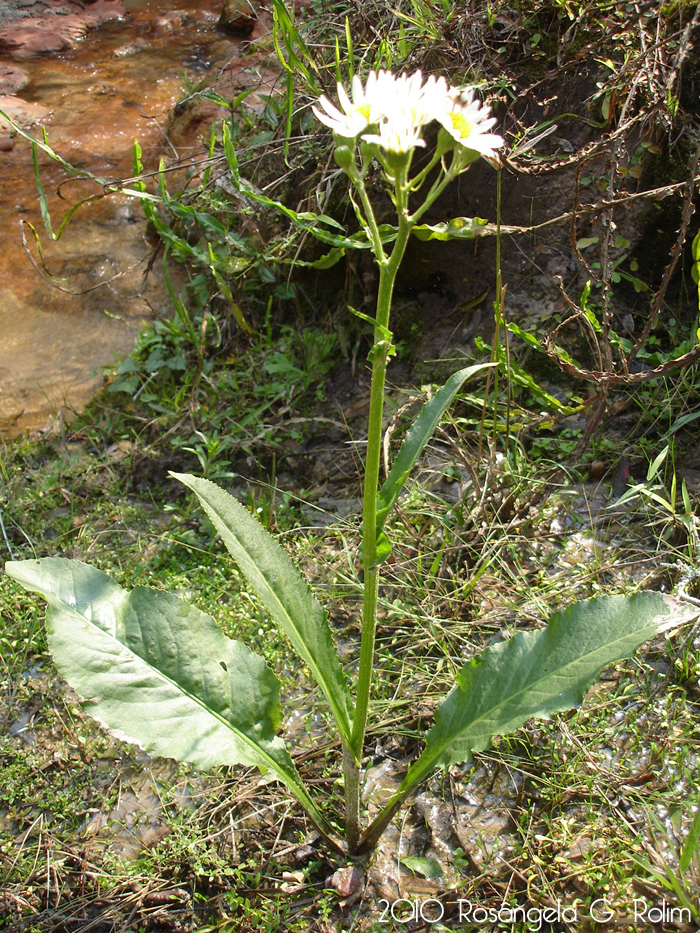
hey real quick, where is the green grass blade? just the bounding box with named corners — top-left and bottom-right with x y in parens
top-left (680, 804), bottom-right (700, 872)
top-left (32, 142), bottom-right (55, 239)
top-left (283, 72), bottom-right (293, 163)
top-left (172, 474), bottom-right (354, 748)
top-left (345, 16), bottom-right (354, 79)
top-left (222, 121), bottom-right (239, 181)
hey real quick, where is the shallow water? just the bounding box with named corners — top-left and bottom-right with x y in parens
top-left (0, 0), bottom-right (235, 437)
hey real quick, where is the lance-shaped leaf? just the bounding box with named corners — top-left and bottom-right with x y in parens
top-left (375, 363), bottom-right (496, 535)
top-left (411, 217), bottom-right (527, 241)
top-left (3, 557), bottom-right (334, 834)
top-left (412, 217), bottom-right (491, 241)
top-left (172, 474), bottom-right (354, 748)
top-left (359, 593), bottom-right (691, 851)
top-left (402, 593), bottom-right (682, 791)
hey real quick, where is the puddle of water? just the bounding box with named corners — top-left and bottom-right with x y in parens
top-left (0, 1), bottom-right (239, 437)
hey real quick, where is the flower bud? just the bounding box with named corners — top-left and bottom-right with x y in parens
top-left (333, 144), bottom-right (355, 172)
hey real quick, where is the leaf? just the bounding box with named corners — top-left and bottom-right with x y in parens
top-left (647, 446), bottom-right (669, 482)
top-left (172, 474), bottom-right (354, 748)
top-left (400, 856), bottom-right (443, 879)
top-left (576, 236), bottom-right (599, 249)
top-left (398, 593), bottom-right (687, 795)
top-left (207, 243), bottom-right (253, 335)
top-left (306, 246), bottom-right (346, 269)
top-left (506, 320), bottom-right (541, 350)
top-left (412, 217), bottom-right (491, 241)
top-left (375, 364), bottom-right (496, 536)
top-left (680, 804), bottom-right (700, 872)
top-left (693, 229), bottom-right (700, 264)
top-left (3, 557), bottom-right (329, 828)
top-left (668, 411), bottom-right (700, 434)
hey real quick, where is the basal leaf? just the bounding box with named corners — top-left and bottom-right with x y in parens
top-left (399, 593), bottom-right (688, 795)
top-left (3, 558), bottom-right (315, 792)
top-left (5, 558), bottom-right (341, 842)
top-left (375, 364), bottom-right (495, 535)
top-left (172, 474), bottom-right (354, 748)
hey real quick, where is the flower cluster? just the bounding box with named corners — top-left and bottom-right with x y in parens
top-left (313, 70), bottom-right (503, 159)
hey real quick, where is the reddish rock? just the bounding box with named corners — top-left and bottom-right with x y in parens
top-left (0, 94), bottom-right (51, 130)
top-left (168, 98), bottom-right (230, 149)
top-left (0, 136), bottom-right (14, 151)
top-left (214, 51), bottom-right (282, 114)
top-left (0, 1), bottom-right (125, 58)
top-left (151, 11), bottom-right (187, 38)
top-left (0, 64), bottom-right (29, 95)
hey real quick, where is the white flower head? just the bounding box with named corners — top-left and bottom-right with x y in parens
top-left (435, 87), bottom-right (504, 160)
top-left (312, 71), bottom-right (386, 138)
top-left (313, 70), bottom-right (504, 161)
top-left (362, 120), bottom-right (426, 155)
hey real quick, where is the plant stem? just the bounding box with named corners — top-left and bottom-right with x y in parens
top-left (342, 743), bottom-right (360, 853)
top-left (345, 176), bottom-right (413, 848)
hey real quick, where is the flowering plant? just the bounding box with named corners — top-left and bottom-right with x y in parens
top-left (4, 70), bottom-right (685, 860)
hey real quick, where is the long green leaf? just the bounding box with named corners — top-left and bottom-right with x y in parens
top-left (0, 113), bottom-right (112, 185)
top-left (172, 474), bottom-right (354, 748)
top-left (3, 558), bottom-right (332, 835)
top-left (375, 363), bottom-right (495, 534)
top-left (359, 593), bottom-right (690, 850)
top-left (680, 803), bottom-right (700, 872)
top-left (404, 593), bottom-right (679, 790)
top-left (412, 217), bottom-right (492, 241)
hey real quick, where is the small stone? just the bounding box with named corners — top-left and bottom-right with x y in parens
top-left (0, 137), bottom-right (14, 151)
top-left (329, 865), bottom-right (363, 898)
top-left (0, 64), bottom-right (29, 95)
top-left (589, 459), bottom-right (606, 479)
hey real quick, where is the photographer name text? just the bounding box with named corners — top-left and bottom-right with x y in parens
top-left (375, 896), bottom-right (692, 929)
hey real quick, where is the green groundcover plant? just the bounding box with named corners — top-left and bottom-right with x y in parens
top-left (4, 71), bottom-right (691, 857)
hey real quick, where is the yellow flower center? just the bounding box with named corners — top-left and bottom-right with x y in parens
top-left (448, 112), bottom-right (473, 139)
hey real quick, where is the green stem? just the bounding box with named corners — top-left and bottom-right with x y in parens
top-left (410, 149), bottom-right (479, 225)
top-left (344, 165), bottom-right (413, 848)
top-left (410, 158), bottom-right (458, 224)
top-left (406, 147), bottom-right (445, 193)
top-left (353, 233), bottom-right (412, 758)
top-left (353, 174), bottom-right (388, 263)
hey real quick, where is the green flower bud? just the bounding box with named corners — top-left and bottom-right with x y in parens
top-left (333, 144), bottom-right (355, 173)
